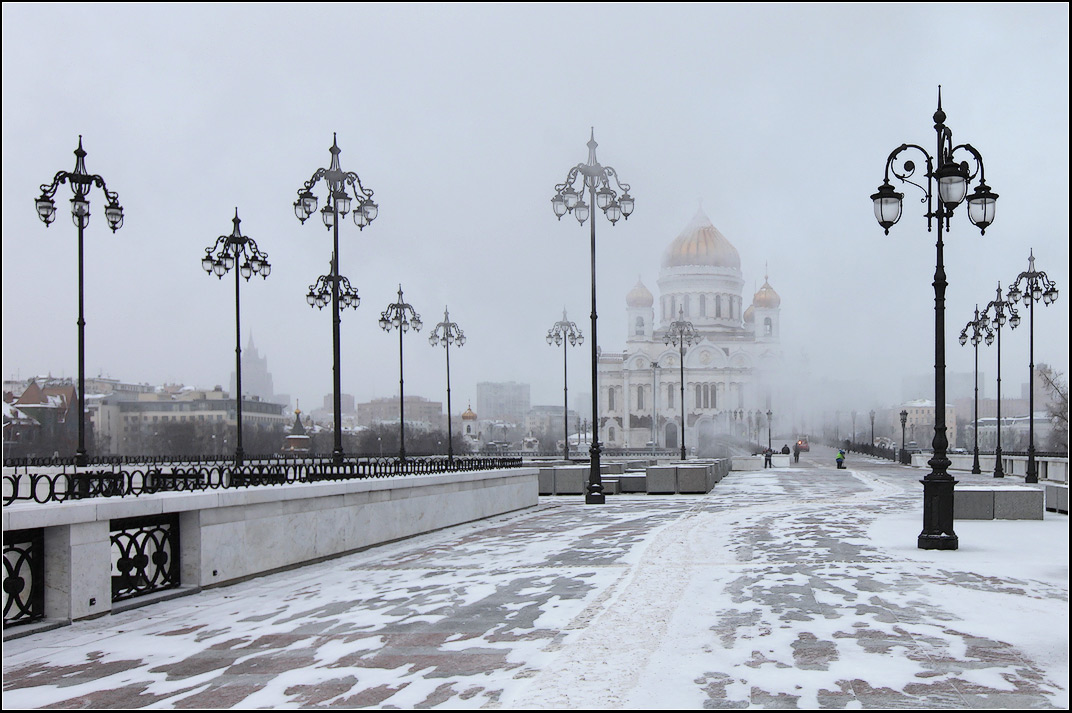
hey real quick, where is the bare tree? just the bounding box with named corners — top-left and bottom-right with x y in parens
top-left (1037, 363), bottom-right (1068, 451)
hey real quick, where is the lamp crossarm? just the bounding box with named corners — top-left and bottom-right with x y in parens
top-left (885, 143), bottom-right (934, 204)
top-left (554, 165), bottom-right (586, 194)
top-left (297, 168), bottom-right (329, 197)
top-left (951, 143), bottom-right (986, 184)
top-left (341, 171), bottom-right (375, 200)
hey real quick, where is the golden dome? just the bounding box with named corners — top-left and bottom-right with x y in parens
top-left (462, 404), bottom-right (478, 421)
top-left (626, 277), bottom-right (653, 308)
top-left (753, 278), bottom-right (781, 309)
top-left (743, 304), bottom-right (755, 323)
top-left (662, 209), bottom-right (741, 270)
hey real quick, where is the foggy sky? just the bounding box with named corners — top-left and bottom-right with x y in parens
top-left (2, 4), bottom-right (1068, 419)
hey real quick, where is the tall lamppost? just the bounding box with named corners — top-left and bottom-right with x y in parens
top-left (766, 409), bottom-right (774, 451)
top-left (429, 307), bottom-right (465, 463)
top-left (871, 88), bottom-right (998, 550)
top-left (959, 305), bottom-right (992, 474)
top-left (34, 137), bottom-right (125, 465)
top-left (1008, 250), bottom-right (1060, 483)
top-left (551, 128), bottom-right (634, 504)
top-left (664, 307), bottom-right (696, 461)
top-left (851, 410), bottom-right (858, 443)
top-left (869, 409), bottom-right (876, 446)
top-left (982, 282), bottom-right (1019, 479)
top-left (546, 310), bottom-right (583, 461)
top-left (201, 209), bottom-right (271, 464)
top-left (380, 286), bottom-right (422, 463)
top-left (293, 133), bottom-right (378, 464)
top-left (650, 360), bottom-right (663, 451)
top-left (900, 409), bottom-right (908, 459)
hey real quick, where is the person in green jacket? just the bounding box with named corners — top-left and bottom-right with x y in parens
top-left (836, 449), bottom-right (846, 469)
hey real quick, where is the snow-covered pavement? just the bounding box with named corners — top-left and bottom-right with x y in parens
top-left (3, 457), bottom-right (1068, 708)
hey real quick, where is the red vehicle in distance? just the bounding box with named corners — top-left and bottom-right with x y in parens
top-left (795, 437), bottom-right (810, 452)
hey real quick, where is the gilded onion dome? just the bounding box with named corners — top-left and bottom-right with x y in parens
top-left (743, 304), bottom-right (755, 324)
top-left (626, 276), bottom-right (653, 308)
top-left (753, 277), bottom-right (781, 309)
top-left (661, 208), bottom-right (741, 270)
top-left (462, 404), bottom-right (478, 421)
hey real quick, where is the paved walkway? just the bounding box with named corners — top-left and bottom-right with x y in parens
top-left (3, 453), bottom-right (1068, 708)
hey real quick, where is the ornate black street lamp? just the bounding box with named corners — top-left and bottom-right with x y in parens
top-left (872, 88), bottom-right (998, 550)
top-left (650, 360), bottom-right (663, 451)
top-left (900, 409), bottom-right (908, 458)
top-left (201, 209), bottom-right (271, 464)
top-left (870, 409), bottom-right (876, 446)
top-left (551, 128), bottom-right (634, 504)
top-left (35, 137), bottom-right (124, 466)
top-left (428, 307), bottom-right (465, 463)
top-left (294, 133), bottom-right (378, 464)
top-left (380, 286), bottom-right (422, 463)
top-left (766, 408), bottom-right (774, 451)
top-left (546, 310), bottom-right (583, 461)
top-left (852, 410), bottom-right (858, 443)
top-left (664, 307), bottom-right (696, 461)
top-left (982, 282), bottom-right (1019, 478)
top-left (959, 305), bottom-right (992, 474)
top-left (1008, 250), bottom-right (1060, 483)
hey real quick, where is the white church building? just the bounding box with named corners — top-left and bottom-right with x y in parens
top-left (597, 209), bottom-right (785, 452)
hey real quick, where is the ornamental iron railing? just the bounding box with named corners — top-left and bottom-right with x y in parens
top-left (2, 455), bottom-right (525, 507)
top-left (110, 514), bottom-right (179, 602)
top-left (3, 528), bottom-right (44, 626)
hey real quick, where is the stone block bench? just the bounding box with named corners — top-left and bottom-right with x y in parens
top-left (954, 485), bottom-right (1044, 520)
top-left (1045, 483), bottom-right (1068, 514)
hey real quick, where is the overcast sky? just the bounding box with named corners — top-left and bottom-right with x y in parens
top-left (3, 3), bottom-right (1068, 418)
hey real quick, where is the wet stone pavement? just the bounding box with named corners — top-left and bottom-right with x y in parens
top-left (3, 457), bottom-right (1067, 709)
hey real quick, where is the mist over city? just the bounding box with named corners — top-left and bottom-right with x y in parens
top-left (3, 4), bottom-right (1068, 452)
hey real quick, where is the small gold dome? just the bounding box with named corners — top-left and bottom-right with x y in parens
top-left (753, 279), bottom-right (781, 309)
top-left (743, 304), bottom-right (755, 323)
top-left (626, 277), bottom-right (653, 308)
top-left (462, 404), bottom-right (478, 421)
top-left (662, 209), bottom-right (741, 270)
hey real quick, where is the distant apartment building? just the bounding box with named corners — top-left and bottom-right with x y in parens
top-left (93, 387), bottom-right (287, 455)
top-left (357, 395), bottom-right (444, 431)
top-left (901, 399), bottom-right (957, 447)
top-left (525, 405), bottom-right (580, 439)
top-left (476, 382), bottom-right (530, 425)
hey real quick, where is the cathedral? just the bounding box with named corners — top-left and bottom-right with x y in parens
top-left (597, 209), bottom-right (784, 452)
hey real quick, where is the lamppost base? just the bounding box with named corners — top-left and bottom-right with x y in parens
top-left (917, 533), bottom-right (959, 550)
top-left (918, 476), bottom-right (958, 551)
top-left (585, 490), bottom-right (606, 505)
top-left (332, 449), bottom-right (345, 466)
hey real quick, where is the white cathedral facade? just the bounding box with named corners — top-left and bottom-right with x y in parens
top-left (597, 209), bottom-right (784, 452)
